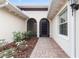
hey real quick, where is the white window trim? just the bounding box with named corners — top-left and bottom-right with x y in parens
top-left (59, 7), bottom-right (68, 36)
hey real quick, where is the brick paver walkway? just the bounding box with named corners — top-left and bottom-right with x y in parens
top-left (30, 37), bottom-right (69, 58)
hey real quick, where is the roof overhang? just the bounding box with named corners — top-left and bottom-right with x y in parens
top-left (17, 5), bottom-right (48, 8)
top-left (18, 5), bottom-right (48, 11)
top-left (47, 0), bottom-right (67, 20)
top-left (0, 0), bottom-right (29, 20)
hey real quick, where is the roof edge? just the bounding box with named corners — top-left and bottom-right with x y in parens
top-left (17, 5), bottom-right (48, 8)
top-left (0, 0), bottom-right (29, 19)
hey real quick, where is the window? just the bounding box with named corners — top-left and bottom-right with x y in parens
top-left (59, 8), bottom-right (68, 36)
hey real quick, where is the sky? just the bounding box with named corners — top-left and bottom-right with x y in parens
top-left (9, 0), bottom-right (49, 6)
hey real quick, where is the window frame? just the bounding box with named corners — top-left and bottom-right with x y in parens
top-left (59, 7), bottom-right (68, 36)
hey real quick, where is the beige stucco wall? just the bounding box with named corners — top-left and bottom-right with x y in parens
top-left (50, 1), bottom-right (75, 57)
top-left (0, 8), bottom-right (26, 43)
top-left (75, 0), bottom-right (79, 58)
top-left (76, 8), bottom-right (79, 58)
top-left (22, 11), bottom-right (48, 37)
top-left (49, 0), bottom-right (79, 58)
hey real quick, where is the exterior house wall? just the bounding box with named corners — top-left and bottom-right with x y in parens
top-left (0, 8), bottom-right (26, 43)
top-left (22, 11), bottom-right (48, 37)
top-left (76, 0), bottom-right (79, 57)
top-left (50, 1), bottom-right (75, 57)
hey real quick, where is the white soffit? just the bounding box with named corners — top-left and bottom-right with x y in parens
top-left (47, 0), bottom-right (67, 20)
top-left (17, 5), bottom-right (48, 8)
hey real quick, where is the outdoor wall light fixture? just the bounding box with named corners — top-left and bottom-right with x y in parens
top-left (70, 3), bottom-right (79, 10)
top-left (70, 0), bottom-right (79, 15)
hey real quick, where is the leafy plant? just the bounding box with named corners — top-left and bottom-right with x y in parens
top-left (0, 48), bottom-right (14, 58)
top-left (13, 32), bottom-right (23, 42)
top-left (26, 31), bottom-right (36, 40)
top-left (13, 31), bottom-right (37, 42)
top-left (0, 39), bottom-right (6, 47)
top-left (4, 49), bottom-right (14, 58)
top-left (21, 32), bottom-right (27, 40)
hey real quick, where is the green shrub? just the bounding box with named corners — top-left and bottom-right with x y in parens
top-left (26, 31), bottom-right (36, 40)
top-left (0, 39), bottom-right (6, 47)
top-left (13, 31), bottom-right (37, 42)
top-left (13, 32), bottom-right (23, 42)
top-left (26, 31), bottom-right (33, 40)
top-left (21, 32), bottom-right (27, 40)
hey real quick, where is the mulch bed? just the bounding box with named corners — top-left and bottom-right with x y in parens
top-left (0, 37), bottom-right (38, 58)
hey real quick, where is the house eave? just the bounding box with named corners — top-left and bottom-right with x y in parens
top-left (17, 5), bottom-right (48, 8)
top-left (17, 5), bottom-right (48, 11)
top-left (47, 0), bottom-right (67, 20)
top-left (0, 0), bottom-right (29, 20)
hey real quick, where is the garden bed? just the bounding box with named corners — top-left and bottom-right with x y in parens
top-left (0, 37), bottom-right (38, 58)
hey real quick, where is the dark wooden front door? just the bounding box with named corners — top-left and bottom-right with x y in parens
top-left (40, 18), bottom-right (49, 37)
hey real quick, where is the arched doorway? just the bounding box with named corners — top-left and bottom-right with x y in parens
top-left (40, 18), bottom-right (49, 37)
top-left (27, 18), bottom-right (37, 35)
